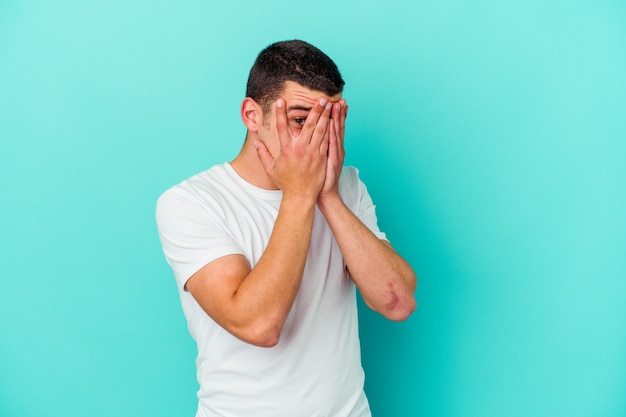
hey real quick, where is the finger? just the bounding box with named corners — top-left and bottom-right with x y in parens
top-left (329, 104), bottom-right (340, 152)
top-left (274, 99), bottom-right (291, 150)
top-left (327, 117), bottom-right (337, 162)
top-left (330, 101), bottom-right (344, 134)
top-left (320, 120), bottom-right (330, 157)
top-left (300, 98), bottom-right (329, 143)
top-left (331, 101), bottom-right (341, 123)
top-left (339, 101), bottom-right (347, 144)
top-left (329, 101), bottom-right (345, 154)
top-left (309, 100), bottom-right (333, 147)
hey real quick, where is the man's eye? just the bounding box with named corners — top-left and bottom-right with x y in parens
top-left (294, 118), bottom-right (306, 126)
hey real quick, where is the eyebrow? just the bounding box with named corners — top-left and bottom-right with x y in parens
top-left (286, 105), bottom-right (312, 112)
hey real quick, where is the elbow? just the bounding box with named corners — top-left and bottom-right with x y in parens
top-left (380, 275), bottom-right (417, 321)
top-left (365, 291), bottom-right (416, 321)
top-left (384, 295), bottom-right (416, 321)
top-left (235, 320), bottom-right (283, 348)
top-left (251, 334), bottom-right (280, 348)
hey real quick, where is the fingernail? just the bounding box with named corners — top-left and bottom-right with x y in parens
top-left (319, 98), bottom-right (328, 106)
top-left (276, 99), bottom-right (284, 107)
top-left (326, 102), bottom-right (332, 111)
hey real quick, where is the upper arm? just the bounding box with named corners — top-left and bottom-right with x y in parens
top-left (156, 190), bottom-right (245, 291)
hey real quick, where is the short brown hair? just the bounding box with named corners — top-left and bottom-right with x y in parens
top-left (246, 40), bottom-right (345, 113)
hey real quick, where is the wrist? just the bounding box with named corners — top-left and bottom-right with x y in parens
top-left (281, 191), bottom-right (318, 211)
top-left (317, 191), bottom-right (343, 213)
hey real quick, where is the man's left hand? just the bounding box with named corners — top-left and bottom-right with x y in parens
top-left (318, 100), bottom-right (347, 202)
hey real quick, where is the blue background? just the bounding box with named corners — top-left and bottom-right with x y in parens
top-left (1, 1), bottom-right (625, 416)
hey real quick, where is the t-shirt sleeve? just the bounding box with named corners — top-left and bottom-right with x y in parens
top-left (357, 181), bottom-right (388, 242)
top-left (155, 189), bottom-right (245, 291)
top-left (342, 167), bottom-right (388, 242)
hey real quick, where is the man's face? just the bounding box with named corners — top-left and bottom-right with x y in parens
top-left (257, 81), bottom-right (342, 157)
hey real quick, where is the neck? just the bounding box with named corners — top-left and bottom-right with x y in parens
top-left (230, 134), bottom-right (279, 190)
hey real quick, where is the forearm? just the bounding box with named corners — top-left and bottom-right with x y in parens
top-left (232, 195), bottom-right (316, 343)
top-left (318, 194), bottom-right (417, 321)
top-left (213, 96), bottom-right (332, 345)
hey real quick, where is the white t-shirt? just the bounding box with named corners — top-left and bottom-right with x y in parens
top-left (156, 163), bottom-right (386, 417)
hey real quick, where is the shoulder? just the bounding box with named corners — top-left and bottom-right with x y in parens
top-left (338, 166), bottom-right (361, 187)
top-left (339, 165), bottom-right (367, 193)
top-left (338, 166), bottom-right (367, 207)
top-left (156, 163), bottom-right (233, 223)
top-left (157, 164), bottom-right (229, 205)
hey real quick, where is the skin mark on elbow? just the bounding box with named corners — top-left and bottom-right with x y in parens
top-left (385, 282), bottom-right (400, 311)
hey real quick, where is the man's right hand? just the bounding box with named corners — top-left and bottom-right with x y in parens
top-left (254, 97), bottom-right (333, 201)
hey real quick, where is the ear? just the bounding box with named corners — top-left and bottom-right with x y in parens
top-left (240, 97), bottom-right (262, 132)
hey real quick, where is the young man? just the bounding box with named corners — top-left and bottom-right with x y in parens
top-left (156, 40), bottom-right (417, 417)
